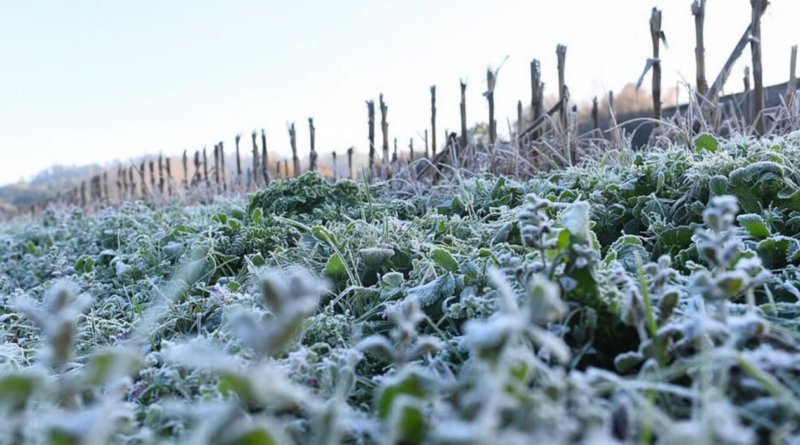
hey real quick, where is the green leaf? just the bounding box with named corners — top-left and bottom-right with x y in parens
top-left (732, 185), bottom-right (762, 214)
top-left (377, 369), bottom-right (427, 419)
top-left (230, 207), bottom-right (246, 220)
top-left (387, 396), bottom-right (427, 445)
top-left (737, 214), bottom-right (771, 239)
top-left (213, 213), bottom-right (229, 224)
top-left (84, 349), bottom-right (143, 387)
top-left (224, 427), bottom-right (279, 445)
top-left (324, 253), bottom-right (346, 278)
top-left (709, 175), bottom-right (729, 196)
top-left (228, 218), bottom-right (243, 231)
top-left (490, 177), bottom-right (506, 199)
top-left (382, 271), bottom-right (404, 288)
top-left (610, 235), bottom-right (648, 273)
top-left (757, 236), bottom-right (799, 269)
top-left (219, 372), bottom-right (258, 410)
top-left (251, 207), bottom-right (264, 225)
top-left (556, 229), bottom-right (571, 250)
top-left (75, 256), bottom-right (94, 273)
top-left (656, 226), bottom-right (695, 259)
top-left (407, 273), bottom-right (458, 307)
top-left (789, 242), bottom-right (800, 264)
top-left (359, 248), bottom-right (395, 267)
top-left (432, 248), bottom-right (460, 273)
top-left (48, 431), bottom-right (78, 445)
top-left (490, 222), bottom-right (513, 245)
top-left (248, 253), bottom-right (266, 267)
top-left (694, 133), bottom-right (719, 153)
top-left (312, 225), bottom-right (336, 245)
top-left (614, 351), bottom-right (644, 373)
top-left (0, 373), bottom-right (41, 412)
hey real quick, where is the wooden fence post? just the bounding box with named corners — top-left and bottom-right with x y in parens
top-left (592, 97), bottom-right (599, 130)
top-left (430, 86), bottom-right (437, 157)
top-left (192, 151), bottom-right (200, 187)
top-left (166, 157), bottom-right (172, 196)
top-left (424, 130), bottom-right (429, 158)
top-left (409, 138), bottom-right (414, 162)
top-left (158, 153), bottom-right (165, 194)
top-left (392, 138), bottom-right (398, 165)
top-left (276, 159), bottom-right (281, 180)
top-left (706, 3), bottom-right (767, 102)
top-left (609, 90), bottom-right (614, 114)
top-left (261, 129), bottom-right (268, 185)
top-left (380, 94), bottom-right (389, 167)
top-left (289, 123), bottom-right (299, 178)
top-left (117, 164), bottom-right (124, 200)
top-left (220, 142), bottom-right (226, 191)
top-left (283, 159), bottom-right (289, 180)
top-left (102, 173), bottom-right (109, 202)
top-left (251, 131), bottom-right (260, 186)
top-left (235, 134), bottom-right (242, 182)
top-left (750, 0), bottom-right (765, 134)
top-left (556, 45), bottom-right (568, 130)
top-left (367, 101), bottom-right (375, 177)
top-left (129, 167), bottom-right (136, 199)
top-left (309, 118), bottom-right (317, 172)
top-left (213, 144), bottom-right (220, 186)
top-left (744, 67), bottom-right (752, 125)
top-left (347, 147), bottom-right (354, 180)
top-left (486, 68), bottom-right (497, 145)
top-left (138, 161), bottom-right (145, 198)
top-left (124, 164), bottom-right (131, 200)
top-left (460, 80), bottom-right (468, 148)
top-left (530, 59), bottom-right (543, 139)
top-left (202, 148), bottom-right (209, 184)
top-left (650, 8), bottom-right (663, 127)
top-left (516, 100), bottom-right (523, 148)
top-left (149, 160), bottom-right (156, 192)
top-left (692, 0), bottom-right (708, 96)
top-left (332, 151), bottom-right (337, 181)
top-left (80, 181), bottom-right (86, 207)
top-left (182, 150), bottom-right (188, 190)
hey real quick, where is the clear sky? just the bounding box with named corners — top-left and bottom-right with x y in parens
top-left (1, 0), bottom-right (798, 186)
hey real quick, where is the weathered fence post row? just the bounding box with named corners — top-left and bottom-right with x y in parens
top-left (17, 1), bottom-right (800, 218)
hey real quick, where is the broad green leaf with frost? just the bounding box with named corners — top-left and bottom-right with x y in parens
top-left (737, 214), bottom-right (771, 239)
top-left (407, 273), bottom-right (457, 307)
top-left (359, 248), bottom-right (395, 267)
top-left (324, 253), bottom-right (346, 278)
top-left (432, 248), bottom-right (459, 273)
top-left (694, 133), bottom-right (719, 153)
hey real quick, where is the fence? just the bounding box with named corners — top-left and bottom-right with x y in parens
top-left (13, 1), bottom-right (800, 217)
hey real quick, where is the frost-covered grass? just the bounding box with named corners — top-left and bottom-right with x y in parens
top-left (2, 132), bottom-right (800, 443)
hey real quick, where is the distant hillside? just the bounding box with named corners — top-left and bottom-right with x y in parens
top-left (0, 150), bottom-right (374, 210)
top-left (29, 164), bottom-right (105, 189)
top-left (0, 182), bottom-right (52, 207)
top-left (0, 164), bottom-right (104, 208)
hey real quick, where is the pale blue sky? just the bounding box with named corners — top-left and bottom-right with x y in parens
top-left (1, 0), bottom-right (798, 185)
